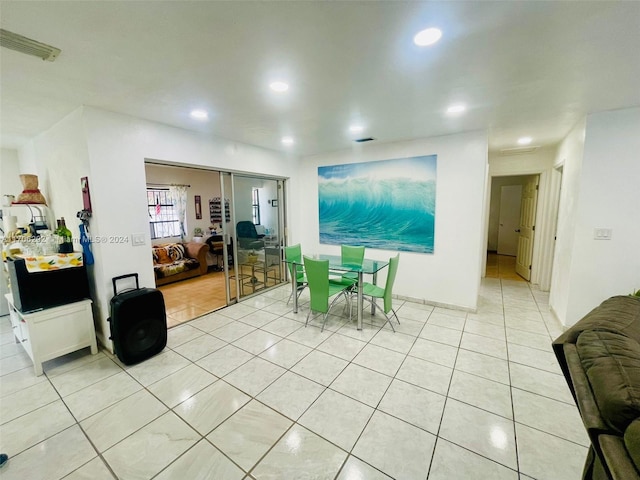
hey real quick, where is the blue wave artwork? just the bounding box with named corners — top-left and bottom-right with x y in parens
top-left (318, 155), bottom-right (437, 253)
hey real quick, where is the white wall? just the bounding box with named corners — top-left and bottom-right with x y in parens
top-left (0, 149), bottom-right (22, 316)
top-left (28, 108), bottom-right (92, 238)
top-left (0, 148), bottom-right (23, 200)
top-left (549, 120), bottom-right (586, 323)
top-left (80, 107), bottom-right (296, 350)
top-left (487, 147), bottom-right (559, 289)
top-left (551, 107), bottom-right (640, 326)
top-left (16, 106), bottom-right (297, 351)
top-left (298, 131), bottom-right (488, 311)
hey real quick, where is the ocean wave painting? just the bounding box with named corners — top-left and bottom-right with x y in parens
top-left (318, 155), bottom-right (437, 253)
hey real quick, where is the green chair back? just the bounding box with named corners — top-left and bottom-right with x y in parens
top-left (303, 256), bottom-right (330, 314)
top-left (284, 244), bottom-right (305, 281)
top-left (341, 245), bottom-right (365, 267)
top-left (383, 254), bottom-right (400, 313)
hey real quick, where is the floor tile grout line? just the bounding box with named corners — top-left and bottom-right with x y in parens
top-left (503, 278), bottom-right (523, 477)
top-left (0, 278), bottom-right (580, 479)
top-left (424, 304), bottom-right (468, 479)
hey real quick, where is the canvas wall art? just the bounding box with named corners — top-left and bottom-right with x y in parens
top-left (318, 155), bottom-right (437, 253)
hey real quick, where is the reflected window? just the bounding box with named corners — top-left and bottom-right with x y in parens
top-left (252, 187), bottom-right (261, 225)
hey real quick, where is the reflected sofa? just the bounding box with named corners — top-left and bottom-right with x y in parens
top-left (553, 295), bottom-right (640, 480)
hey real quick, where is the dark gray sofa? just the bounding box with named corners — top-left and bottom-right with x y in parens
top-left (553, 295), bottom-right (640, 480)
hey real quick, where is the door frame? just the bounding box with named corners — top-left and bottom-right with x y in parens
top-left (143, 159), bottom-right (288, 306)
top-left (483, 163), bottom-right (562, 290)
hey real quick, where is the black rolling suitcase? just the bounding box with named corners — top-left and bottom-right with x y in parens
top-left (108, 273), bottom-right (167, 365)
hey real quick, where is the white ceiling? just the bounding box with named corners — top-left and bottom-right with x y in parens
top-left (1, 1), bottom-right (639, 156)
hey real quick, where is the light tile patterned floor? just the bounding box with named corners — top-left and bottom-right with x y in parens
top-left (0, 279), bottom-right (587, 479)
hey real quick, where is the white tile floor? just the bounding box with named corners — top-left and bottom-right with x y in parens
top-left (0, 278), bottom-right (588, 479)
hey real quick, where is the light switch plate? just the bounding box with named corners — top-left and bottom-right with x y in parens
top-left (132, 233), bottom-right (146, 246)
top-left (594, 228), bottom-right (613, 240)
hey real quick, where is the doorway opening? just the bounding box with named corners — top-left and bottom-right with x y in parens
top-left (144, 162), bottom-right (287, 328)
top-left (487, 174), bottom-right (539, 281)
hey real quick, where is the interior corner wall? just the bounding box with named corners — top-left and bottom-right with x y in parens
top-left (26, 108), bottom-right (92, 234)
top-left (80, 107), bottom-right (297, 351)
top-left (555, 107), bottom-right (640, 327)
top-left (0, 148), bottom-right (23, 199)
top-left (549, 119), bottom-right (586, 324)
top-left (298, 131), bottom-right (489, 311)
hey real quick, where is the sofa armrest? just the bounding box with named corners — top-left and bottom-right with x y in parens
top-left (599, 434), bottom-right (640, 480)
top-left (185, 242), bottom-right (209, 275)
top-left (562, 343), bottom-right (610, 434)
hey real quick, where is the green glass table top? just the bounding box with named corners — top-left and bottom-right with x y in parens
top-left (314, 254), bottom-right (388, 274)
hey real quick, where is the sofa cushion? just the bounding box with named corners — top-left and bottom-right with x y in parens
top-left (625, 419), bottom-right (640, 473)
top-left (152, 243), bottom-right (186, 265)
top-left (153, 258), bottom-right (200, 278)
top-left (577, 330), bottom-right (640, 434)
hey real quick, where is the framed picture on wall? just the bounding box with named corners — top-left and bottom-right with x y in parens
top-left (195, 195), bottom-right (202, 219)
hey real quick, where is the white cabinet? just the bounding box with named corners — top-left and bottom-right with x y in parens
top-left (5, 294), bottom-right (97, 376)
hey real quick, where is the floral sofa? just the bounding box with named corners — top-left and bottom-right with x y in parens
top-left (152, 242), bottom-right (208, 286)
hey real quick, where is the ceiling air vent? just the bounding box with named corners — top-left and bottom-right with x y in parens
top-left (0, 29), bottom-right (61, 62)
top-left (353, 137), bottom-right (375, 143)
top-left (499, 146), bottom-right (540, 156)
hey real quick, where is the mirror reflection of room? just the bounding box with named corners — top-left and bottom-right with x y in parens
top-left (232, 176), bottom-right (282, 299)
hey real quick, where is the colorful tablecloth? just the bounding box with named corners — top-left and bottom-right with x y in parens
top-left (18, 253), bottom-right (84, 272)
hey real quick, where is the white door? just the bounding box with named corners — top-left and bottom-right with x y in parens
top-left (515, 176), bottom-right (539, 280)
top-left (497, 185), bottom-right (523, 256)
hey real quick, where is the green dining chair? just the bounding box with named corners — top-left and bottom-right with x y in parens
top-left (284, 244), bottom-right (307, 305)
top-left (353, 254), bottom-right (400, 331)
top-left (303, 256), bottom-right (353, 332)
top-left (341, 244), bottom-right (365, 284)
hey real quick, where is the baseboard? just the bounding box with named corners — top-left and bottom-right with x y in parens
top-left (393, 293), bottom-right (476, 314)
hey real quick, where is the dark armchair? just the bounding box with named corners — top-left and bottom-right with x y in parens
top-left (236, 221), bottom-right (265, 250)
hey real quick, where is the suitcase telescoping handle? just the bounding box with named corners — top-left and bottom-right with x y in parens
top-left (112, 273), bottom-right (140, 296)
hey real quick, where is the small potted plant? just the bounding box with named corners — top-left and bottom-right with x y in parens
top-left (246, 250), bottom-right (259, 264)
top-left (193, 227), bottom-right (204, 243)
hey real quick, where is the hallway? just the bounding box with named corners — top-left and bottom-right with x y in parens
top-left (485, 253), bottom-right (525, 282)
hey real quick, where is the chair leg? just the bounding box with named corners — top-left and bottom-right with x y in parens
top-left (287, 285), bottom-right (305, 305)
top-left (305, 309), bottom-right (312, 327)
top-left (321, 312), bottom-right (329, 332)
top-left (382, 311), bottom-right (396, 332)
top-left (359, 295), bottom-right (398, 331)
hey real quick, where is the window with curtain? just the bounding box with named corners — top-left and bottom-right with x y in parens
top-left (147, 189), bottom-right (181, 239)
top-left (252, 187), bottom-right (261, 225)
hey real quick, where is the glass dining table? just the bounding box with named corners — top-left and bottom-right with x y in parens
top-left (285, 254), bottom-right (389, 330)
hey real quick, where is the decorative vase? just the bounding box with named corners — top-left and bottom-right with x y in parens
top-left (14, 174), bottom-right (47, 205)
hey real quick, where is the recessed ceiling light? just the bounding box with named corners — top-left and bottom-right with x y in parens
top-left (413, 28), bottom-right (442, 47)
top-left (281, 136), bottom-right (294, 145)
top-left (518, 137), bottom-right (533, 145)
top-left (190, 109), bottom-right (209, 120)
top-left (270, 81), bottom-right (289, 93)
top-left (349, 125), bottom-right (364, 134)
top-left (446, 104), bottom-right (466, 114)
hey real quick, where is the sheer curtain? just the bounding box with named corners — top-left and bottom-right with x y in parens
top-left (170, 185), bottom-right (188, 241)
